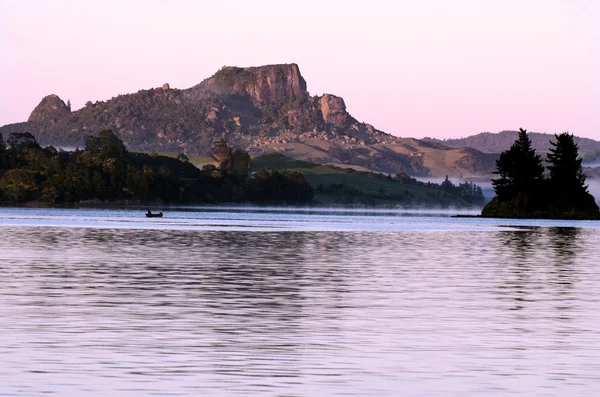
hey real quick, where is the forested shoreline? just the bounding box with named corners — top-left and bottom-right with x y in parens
top-left (0, 129), bottom-right (486, 208)
top-left (0, 130), bottom-right (314, 206)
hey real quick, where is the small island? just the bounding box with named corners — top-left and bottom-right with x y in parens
top-left (481, 129), bottom-right (600, 220)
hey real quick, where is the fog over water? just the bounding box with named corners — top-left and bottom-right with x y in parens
top-left (587, 179), bottom-right (600, 202)
top-left (417, 174), bottom-right (600, 205)
top-left (417, 176), bottom-right (495, 202)
top-left (1, 207), bottom-right (600, 396)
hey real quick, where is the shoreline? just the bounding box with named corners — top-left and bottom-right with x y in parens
top-left (0, 201), bottom-right (483, 212)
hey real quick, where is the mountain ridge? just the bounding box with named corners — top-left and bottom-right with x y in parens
top-left (425, 131), bottom-right (600, 155)
top-left (0, 63), bottom-right (497, 177)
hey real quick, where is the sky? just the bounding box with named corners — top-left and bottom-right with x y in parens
top-left (0, 0), bottom-right (599, 139)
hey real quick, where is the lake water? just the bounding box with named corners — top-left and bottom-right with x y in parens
top-left (0, 207), bottom-right (599, 396)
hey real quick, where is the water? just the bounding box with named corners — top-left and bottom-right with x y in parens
top-left (0, 207), bottom-right (599, 396)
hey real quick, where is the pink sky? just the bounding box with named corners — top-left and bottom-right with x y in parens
top-left (1, 0), bottom-right (599, 139)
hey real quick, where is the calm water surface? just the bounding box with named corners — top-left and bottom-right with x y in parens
top-left (0, 207), bottom-right (599, 396)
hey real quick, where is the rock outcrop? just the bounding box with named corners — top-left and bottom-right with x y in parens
top-left (1, 63), bottom-right (496, 177)
top-left (28, 94), bottom-right (70, 124)
top-left (201, 64), bottom-right (307, 102)
top-left (319, 94), bottom-right (349, 127)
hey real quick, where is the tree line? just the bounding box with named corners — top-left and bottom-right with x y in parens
top-left (0, 131), bottom-right (313, 205)
top-left (439, 176), bottom-right (486, 206)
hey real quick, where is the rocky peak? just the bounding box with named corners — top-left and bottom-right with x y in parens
top-left (200, 63), bottom-right (307, 103)
top-left (28, 94), bottom-right (70, 123)
top-left (319, 94), bottom-right (349, 127)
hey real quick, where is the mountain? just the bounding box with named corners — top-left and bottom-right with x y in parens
top-left (426, 131), bottom-right (600, 156)
top-left (0, 63), bottom-right (496, 177)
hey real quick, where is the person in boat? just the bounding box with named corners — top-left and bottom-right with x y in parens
top-left (147, 210), bottom-right (152, 216)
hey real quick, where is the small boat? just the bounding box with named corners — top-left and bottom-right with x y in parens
top-left (146, 211), bottom-right (163, 218)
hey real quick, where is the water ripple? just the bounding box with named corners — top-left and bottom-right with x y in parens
top-left (0, 208), bottom-right (599, 396)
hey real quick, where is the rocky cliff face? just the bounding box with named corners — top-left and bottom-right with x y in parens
top-left (319, 94), bottom-right (349, 127)
top-left (28, 94), bottom-right (70, 124)
top-left (0, 63), bottom-right (495, 177)
top-left (199, 64), bottom-right (307, 103)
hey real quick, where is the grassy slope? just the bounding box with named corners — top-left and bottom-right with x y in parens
top-left (274, 138), bottom-right (493, 178)
top-left (150, 152), bottom-right (215, 168)
top-left (253, 153), bottom-right (471, 207)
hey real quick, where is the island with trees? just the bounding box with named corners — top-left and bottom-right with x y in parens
top-left (481, 129), bottom-right (600, 219)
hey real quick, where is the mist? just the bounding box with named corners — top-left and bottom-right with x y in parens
top-left (583, 162), bottom-right (600, 168)
top-left (416, 176), bottom-right (495, 202)
top-left (416, 175), bottom-right (600, 205)
top-left (167, 205), bottom-right (483, 217)
top-left (587, 179), bottom-right (600, 204)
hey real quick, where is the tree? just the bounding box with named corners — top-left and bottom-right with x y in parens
top-left (210, 140), bottom-right (251, 177)
top-left (229, 149), bottom-right (251, 177)
top-left (547, 132), bottom-right (587, 193)
top-left (7, 132), bottom-right (40, 150)
top-left (491, 128), bottom-right (543, 196)
top-left (211, 139), bottom-right (232, 168)
top-left (97, 130), bottom-right (127, 159)
top-left (82, 130), bottom-right (129, 199)
top-left (85, 130), bottom-right (127, 158)
top-left (458, 181), bottom-right (486, 206)
top-left (440, 175), bottom-right (454, 193)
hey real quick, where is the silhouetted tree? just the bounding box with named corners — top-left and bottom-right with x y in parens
top-left (483, 128), bottom-right (600, 219)
top-left (491, 128), bottom-right (543, 196)
top-left (547, 132), bottom-right (587, 193)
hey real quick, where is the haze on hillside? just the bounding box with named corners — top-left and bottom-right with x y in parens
top-left (1, 0), bottom-right (599, 139)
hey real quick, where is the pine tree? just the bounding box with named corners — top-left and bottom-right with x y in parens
top-left (547, 132), bottom-right (587, 193)
top-left (491, 128), bottom-right (544, 196)
top-left (440, 175), bottom-right (453, 193)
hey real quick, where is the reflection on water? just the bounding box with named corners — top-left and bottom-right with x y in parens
top-left (0, 209), bottom-right (599, 396)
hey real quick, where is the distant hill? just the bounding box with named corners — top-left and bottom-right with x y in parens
top-left (425, 131), bottom-right (600, 157)
top-left (252, 153), bottom-right (484, 207)
top-left (0, 63), bottom-right (495, 178)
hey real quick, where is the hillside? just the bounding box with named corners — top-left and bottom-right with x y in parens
top-left (0, 64), bottom-right (495, 178)
top-left (252, 154), bottom-right (484, 207)
top-left (426, 131), bottom-right (600, 157)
